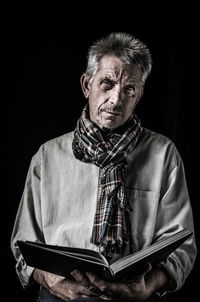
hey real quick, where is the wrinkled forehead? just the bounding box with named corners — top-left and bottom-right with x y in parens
top-left (97, 54), bottom-right (142, 82)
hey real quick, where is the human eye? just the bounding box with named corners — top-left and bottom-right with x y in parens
top-left (100, 78), bottom-right (114, 91)
top-left (124, 84), bottom-right (136, 96)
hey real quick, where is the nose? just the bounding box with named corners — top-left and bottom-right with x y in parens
top-left (109, 84), bottom-right (122, 106)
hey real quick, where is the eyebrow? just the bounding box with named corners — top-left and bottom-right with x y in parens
top-left (99, 75), bottom-right (139, 85)
top-left (99, 74), bottom-right (113, 79)
top-left (99, 75), bottom-right (114, 81)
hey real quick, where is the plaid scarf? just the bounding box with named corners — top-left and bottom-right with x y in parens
top-left (72, 105), bottom-right (142, 256)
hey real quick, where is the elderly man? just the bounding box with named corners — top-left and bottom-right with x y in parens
top-left (11, 32), bottom-right (197, 302)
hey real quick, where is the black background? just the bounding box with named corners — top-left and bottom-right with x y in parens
top-left (2, 2), bottom-right (198, 301)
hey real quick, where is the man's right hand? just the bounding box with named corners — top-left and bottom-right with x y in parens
top-left (33, 268), bottom-right (99, 301)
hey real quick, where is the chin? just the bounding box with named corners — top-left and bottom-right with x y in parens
top-left (94, 116), bottom-right (124, 131)
top-left (100, 121), bottom-right (122, 131)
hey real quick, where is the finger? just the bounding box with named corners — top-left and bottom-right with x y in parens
top-left (86, 271), bottom-right (108, 292)
top-left (77, 284), bottom-right (93, 296)
top-left (126, 262), bottom-right (153, 283)
top-left (71, 270), bottom-right (101, 296)
top-left (86, 271), bottom-right (123, 296)
top-left (135, 262), bottom-right (152, 277)
top-left (71, 269), bottom-right (90, 287)
top-left (99, 294), bottom-right (113, 300)
top-left (135, 262), bottom-right (152, 276)
top-left (143, 262), bottom-right (152, 275)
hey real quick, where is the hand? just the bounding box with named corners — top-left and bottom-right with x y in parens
top-left (86, 263), bottom-right (168, 302)
top-left (33, 269), bottom-right (98, 301)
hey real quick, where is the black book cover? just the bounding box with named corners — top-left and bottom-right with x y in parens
top-left (17, 228), bottom-right (192, 281)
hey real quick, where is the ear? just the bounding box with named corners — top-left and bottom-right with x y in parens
top-left (80, 74), bottom-right (90, 99)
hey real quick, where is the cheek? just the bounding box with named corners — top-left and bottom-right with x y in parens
top-left (88, 97), bottom-right (102, 120)
top-left (125, 98), bottom-right (138, 114)
top-left (89, 91), bottom-right (107, 110)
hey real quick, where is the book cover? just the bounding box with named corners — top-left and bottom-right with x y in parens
top-left (17, 228), bottom-right (192, 281)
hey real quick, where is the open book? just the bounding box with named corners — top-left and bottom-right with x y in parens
top-left (17, 228), bottom-right (192, 281)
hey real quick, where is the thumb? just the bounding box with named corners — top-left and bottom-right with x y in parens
top-left (142, 262), bottom-right (152, 275)
top-left (128, 263), bottom-right (152, 283)
top-left (132, 262), bottom-right (152, 277)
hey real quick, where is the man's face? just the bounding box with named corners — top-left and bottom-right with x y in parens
top-left (81, 53), bottom-right (143, 130)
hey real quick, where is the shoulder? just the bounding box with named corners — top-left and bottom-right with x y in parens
top-left (138, 128), bottom-right (182, 166)
top-left (41, 131), bottom-right (74, 151)
top-left (141, 128), bottom-right (179, 151)
top-left (33, 131), bottom-right (75, 161)
top-left (141, 128), bottom-right (173, 144)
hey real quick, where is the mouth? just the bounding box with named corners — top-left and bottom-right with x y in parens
top-left (104, 111), bottom-right (122, 116)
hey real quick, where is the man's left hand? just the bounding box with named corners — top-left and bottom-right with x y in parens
top-left (86, 263), bottom-right (168, 301)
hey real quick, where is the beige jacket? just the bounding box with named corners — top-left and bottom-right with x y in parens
top-left (10, 128), bottom-right (197, 291)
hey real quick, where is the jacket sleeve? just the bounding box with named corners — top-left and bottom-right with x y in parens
top-left (10, 149), bottom-right (44, 288)
top-left (155, 147), bottom-right (197, 292)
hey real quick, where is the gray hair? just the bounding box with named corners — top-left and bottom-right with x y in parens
top-left (86, 32), bottom-right (152, 86)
